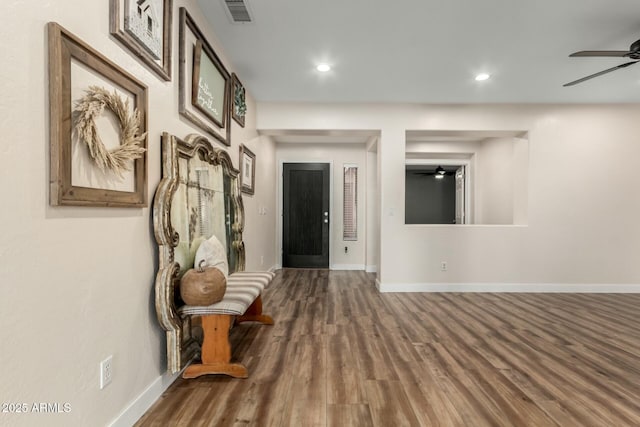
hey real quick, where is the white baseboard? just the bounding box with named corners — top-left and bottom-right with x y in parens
top-left (108, 368), bottom-right (183, 427)
top-left (375, 282), bottom-right (640, 293)
top-left (331, 264), bottom-right (365, 271)
top-left (272, 264), bottom-right (364, 271)
top-left (272, 264), bottom-right (370, 272)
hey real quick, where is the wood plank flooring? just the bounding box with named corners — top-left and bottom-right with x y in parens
top-left (136, 270), bottom-right (640, 426)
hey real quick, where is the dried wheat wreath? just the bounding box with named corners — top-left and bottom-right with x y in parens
top-left (74, 86), bottom-right (146, 177)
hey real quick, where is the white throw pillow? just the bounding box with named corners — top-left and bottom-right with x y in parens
top-left (194, 234), bottom-right (229, 278)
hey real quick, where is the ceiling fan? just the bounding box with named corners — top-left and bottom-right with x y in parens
top-left (411, 166), bottom-right (453, 178)
top-left (563, 38), bottom-right (640, 87)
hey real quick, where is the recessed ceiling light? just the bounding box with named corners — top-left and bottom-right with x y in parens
top-left (475, 73), bottom-right (490, 81)
top-left (316, 64), bottom-right (331, 72)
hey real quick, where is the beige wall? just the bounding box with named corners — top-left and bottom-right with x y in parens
top-left (365, 146), bottom-right (379, 272)
top-left (0, 1), bottom-right (274, 426)
top-left (258, 103), bottom-right (640, 288)
top-left (476, 137), bottom-right (515, 225)
top-left (241, 134), bottom-right (277, 272)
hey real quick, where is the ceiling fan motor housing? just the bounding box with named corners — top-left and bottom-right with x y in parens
top-left (629, 39), bottom-right (640, 59)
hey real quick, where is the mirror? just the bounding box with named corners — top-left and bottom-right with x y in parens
top-left (153, 133), bottom-right (245, 373)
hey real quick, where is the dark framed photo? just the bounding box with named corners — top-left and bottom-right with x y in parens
top-left (191, 40), bottom-right (227, 128)
top-left (231, 73), bottom-right (246, 128)
top-left (110, 0), bottom-right (173, 81)
top-left (239, 145), bottom-right (255, 195)
top-left (179, 7), bottom-right (231, 146)
top-left (48, 22), bottom-right (148, 207)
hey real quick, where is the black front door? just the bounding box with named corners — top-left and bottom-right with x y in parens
top-left (283, 163), bottom-right (330, 268)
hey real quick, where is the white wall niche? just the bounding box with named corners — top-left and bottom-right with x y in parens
top-left (406, 130), bottom-right (529, 226)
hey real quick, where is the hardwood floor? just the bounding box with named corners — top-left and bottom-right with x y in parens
top-left (136, 270), bottom-right (640, 426)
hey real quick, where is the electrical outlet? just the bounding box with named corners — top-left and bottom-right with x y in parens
top-left (344, 246), bottom-right (348, 253)
top-left (260, 255), bottom-right (264, 266)
top-left (440, 261), bottom-right (447, 272)
top-left (100, 356), bottom-right (113, 389)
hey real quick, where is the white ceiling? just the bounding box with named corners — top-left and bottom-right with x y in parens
top-left (259, 129), bottom-right (379, 144)
top-left (198, 0), bottom-right (640, 104)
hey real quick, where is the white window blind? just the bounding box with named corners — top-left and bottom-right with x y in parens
top-left (343, 165), bottom-right (358, 241)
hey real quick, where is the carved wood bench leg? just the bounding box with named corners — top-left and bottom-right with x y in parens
top-left (237, 295), bottom-right (274, 325)
top-left (182, 314), bottom-right (248, 379)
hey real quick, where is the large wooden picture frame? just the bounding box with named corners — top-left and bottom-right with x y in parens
top-left (179, 7), bottom-right (231, 146)
top-left (48, 22), bottom-right (148, 207)
top-left (239, 144), bottom-right (255, 195)
top-left (191, 40), bottom-right (227, 128)
top-left (110, 0), bottom-right (173, 81)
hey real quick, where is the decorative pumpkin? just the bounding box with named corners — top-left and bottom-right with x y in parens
top-left (180, 261), bottom-right (227, 306)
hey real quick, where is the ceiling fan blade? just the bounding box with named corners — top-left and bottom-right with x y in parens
top-left (569, 50), bottom-right (631, 57)
top-left (563, 61), bottom-right (639, 87)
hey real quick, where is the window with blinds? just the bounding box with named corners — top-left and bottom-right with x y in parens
top-left (343, 165), bottom-right (358, 241)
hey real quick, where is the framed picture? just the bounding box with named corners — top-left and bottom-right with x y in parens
top-left (231, 73), bottom-right (246, 128)
top-left (179, 7), bottom-right (231, 146)
top-left (110, 0), bottom-right (173, 81)
top-left (48, 22), bottom-right (148, 207)
top-left (191, 40), bottom-right (227, 128)
top-left (239, 145), bottom-right (255, 195)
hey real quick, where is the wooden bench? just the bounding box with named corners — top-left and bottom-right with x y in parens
top-left (153, 133), bottom-right (270, 376)
top-left (178, 271), bottom-right (275, 379)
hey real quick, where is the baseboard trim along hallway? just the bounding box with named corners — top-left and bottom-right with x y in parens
top-left (375, 280), bottom-right (640, 293)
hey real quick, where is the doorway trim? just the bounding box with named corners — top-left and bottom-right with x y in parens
top-left (277, 160), bottom-right (334, 269)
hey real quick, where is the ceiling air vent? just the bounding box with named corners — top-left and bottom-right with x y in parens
top-left (223, 0), bottom-right (253, 24)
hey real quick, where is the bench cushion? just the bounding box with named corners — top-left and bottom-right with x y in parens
top-left (178, 271), bottom-right (275, 316)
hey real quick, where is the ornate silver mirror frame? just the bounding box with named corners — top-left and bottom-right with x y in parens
top-left (153, 132), bottom-right (245, 373)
